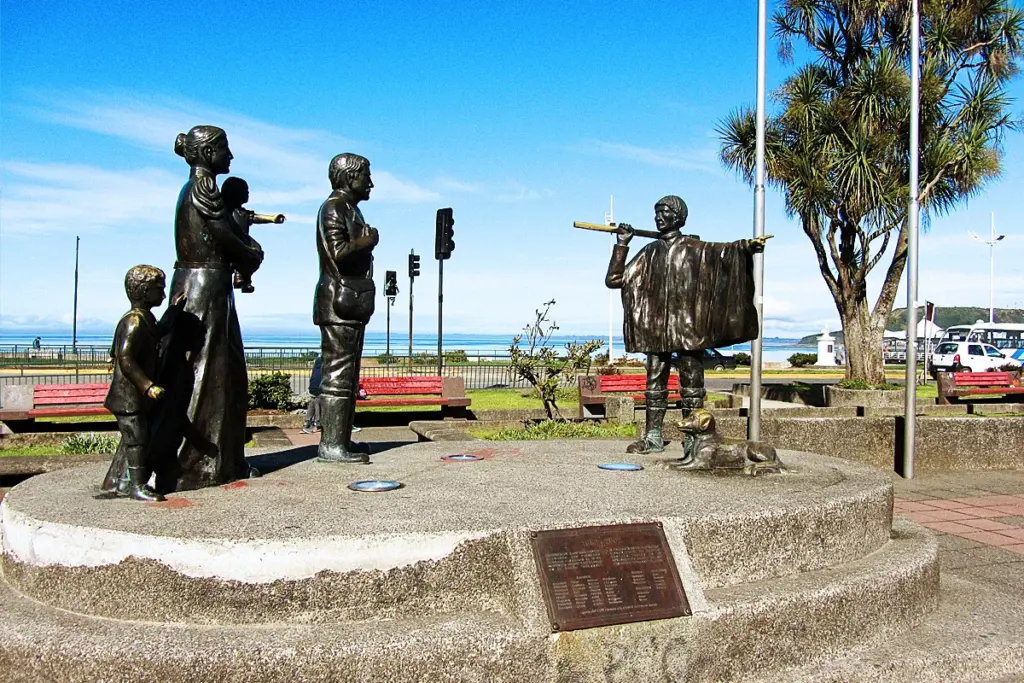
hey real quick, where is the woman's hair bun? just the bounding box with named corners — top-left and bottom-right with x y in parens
top-left (174, 133), bottom-right (187, 157)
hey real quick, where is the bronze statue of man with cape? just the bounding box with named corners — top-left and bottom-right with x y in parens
top-left (606, 195), bottom-right (768, 454)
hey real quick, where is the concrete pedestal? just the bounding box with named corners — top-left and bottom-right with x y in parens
top-left (0, 441), bottom-right (1021, 682)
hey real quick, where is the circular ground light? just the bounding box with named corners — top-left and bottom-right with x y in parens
top-left (348, 480), bottom-right (403, 492)
top-left (441, 454), bottom-right (483, 462)
top-left (598, 463), bottom-right (644, 471)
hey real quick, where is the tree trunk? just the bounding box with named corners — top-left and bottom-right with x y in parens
top-left (839, 299), bottom-right (887, 385)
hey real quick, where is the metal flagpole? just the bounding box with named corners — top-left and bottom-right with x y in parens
top-left (606, 195), bottom-right (615, 365)
top-left (903, 0), bottom-right (922, 479)
top-left (748, 0), bottom-right (767, 441)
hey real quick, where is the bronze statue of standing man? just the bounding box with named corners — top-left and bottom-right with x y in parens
top-left (605, 195), bottom-right (769, 455)
top-left (314, 154), bottom-right (378, 462)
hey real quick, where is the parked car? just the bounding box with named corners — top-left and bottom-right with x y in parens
top-left (702, 349), bottom-right (738, 371)
top-left (930, 340), bottom-right (1022, 375)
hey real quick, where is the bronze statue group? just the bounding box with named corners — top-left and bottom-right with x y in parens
top-left (105, 124), bottom-right (777, 502)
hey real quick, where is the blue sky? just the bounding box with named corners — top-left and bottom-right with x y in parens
top-left (3, 1), bottom-right (1023, 340)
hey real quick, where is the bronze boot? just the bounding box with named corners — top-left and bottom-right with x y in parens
top-left (626, 391), bottom-right (667, 454)
top-left (127, 467), bottom-right (166, 502)
top-left (317, 395), bottom-right (370, 463)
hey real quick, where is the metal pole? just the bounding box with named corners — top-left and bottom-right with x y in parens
top-left (437, 258), bottom-right (444, 377)
top-left (386, 297), bottom-right (392, 356)
top-left (989, 212), bottom-right (995, 323)
top-left (903, 0), bottom-right (921, 479)
top-left (748, 0), bottom-right (767, 441)
top-left (409, 251), bottom-right (415, 374)
top-left (72, 236), bottom-right (80, 355)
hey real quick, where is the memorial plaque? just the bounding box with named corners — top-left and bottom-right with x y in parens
top-left (530, 522), bottom-right (690, 631)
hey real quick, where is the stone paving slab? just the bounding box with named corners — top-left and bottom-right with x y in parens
top-left (893, 470), bottom-right (1024, 614)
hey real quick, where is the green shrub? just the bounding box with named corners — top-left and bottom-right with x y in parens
top-left (376, 353), bottom-right (399, 365)
top-left (508, 300), bottom-right (603, 420)
top-left (482, 420), bottom-right (637, 441)
top-left (734, 352), bottom-right (751, 366)
top-left (444, 349), bottom-right (469, 363)
top-left (248, 372), bottom-right (295, 409)
top-left (59, 432), bottom-right (120, 455)
top-left (837, 378), bottom-right (902, 390)
top-left (598, 365), bottom-right (623, 375)
top-left (788, 352), bottom-right (818, 367)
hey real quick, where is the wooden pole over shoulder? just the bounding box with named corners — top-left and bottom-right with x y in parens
top-left (573, 221), bottom-right (660, 240)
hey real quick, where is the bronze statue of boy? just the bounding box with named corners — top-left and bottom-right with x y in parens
top-left (101, 265), bottom-right (183, 501)
top-left (606, 196), bottom-right (769, 455)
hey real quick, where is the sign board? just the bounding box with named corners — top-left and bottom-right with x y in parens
top-left (530, 522), bottom-right (690, 631)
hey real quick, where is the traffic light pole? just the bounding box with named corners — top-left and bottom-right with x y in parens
top-left (434, 207), bottom-right (455, 378)
top-left (408, 270), bottom-right (414, 373)
top-left (386, 296), bottom-right (395, 356)
top-left (437, 258), bottom-right (444, 376)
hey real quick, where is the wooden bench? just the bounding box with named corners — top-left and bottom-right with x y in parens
top-left (357, 376), bottom-right (471, 418)
top-left (0, 383), bottom-right (110, 425)
top-left (578, 374), bottom-right (682, 418)
top-left (936, 371), bottom-right (1024, 405)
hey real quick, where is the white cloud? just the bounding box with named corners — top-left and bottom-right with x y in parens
top-left (580, 140), bottom-right (721, 174)
top-left (18, 91), bottom-right (439, 205)
top-left (1, 162), bottom-right (180, 235)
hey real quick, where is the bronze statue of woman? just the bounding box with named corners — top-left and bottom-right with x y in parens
top-left (156, 125), bottom-right (263, 491)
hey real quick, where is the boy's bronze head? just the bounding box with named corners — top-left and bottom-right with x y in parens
top-left (125, 265), bottom-right (166, 308)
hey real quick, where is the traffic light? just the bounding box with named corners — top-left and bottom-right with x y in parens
top-left (435, 207), bottom-right (455, 260)
top-left (408, 252), bottom-right (420, 278)
top-left (385, 270), bottom-right (398, 297)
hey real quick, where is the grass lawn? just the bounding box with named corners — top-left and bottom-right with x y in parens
top-left (36, 415), bottom-right (116, 424)
top-left (353, 388), bottom-right (732, 414)
top-left (0, 444), bottom-right (68, 457)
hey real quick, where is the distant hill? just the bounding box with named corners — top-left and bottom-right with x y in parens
top-left (887, 306), bottom-right (1024, 330)
top-left (796, 307), bottom-right (1024, 345)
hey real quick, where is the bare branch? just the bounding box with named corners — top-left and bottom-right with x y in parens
top-left (802, 211), bottom-right (840, 297)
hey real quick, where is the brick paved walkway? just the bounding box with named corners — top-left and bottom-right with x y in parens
top-left (896, 495), bottom-right (1024, 553)
top-left (893, 471), bottom-right (1024, 601)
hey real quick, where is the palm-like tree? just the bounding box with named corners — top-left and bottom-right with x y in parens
top-left (719, 0), bottom-right (1023, 383)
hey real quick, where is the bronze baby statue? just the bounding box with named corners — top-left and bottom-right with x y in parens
top-left (664, 408), bottom-right (782, 476)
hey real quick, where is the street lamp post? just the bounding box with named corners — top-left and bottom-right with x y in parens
top-left (968, 212), bottom-right (1005, 324)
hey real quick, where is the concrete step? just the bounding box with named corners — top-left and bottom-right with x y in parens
top-left (756, 574), bottom-right (1024, 683)
top-left (0, 520), bottom-right (940, 682)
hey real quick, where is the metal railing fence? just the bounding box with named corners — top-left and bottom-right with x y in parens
top-left (0, 345), bottom-right (587, 393)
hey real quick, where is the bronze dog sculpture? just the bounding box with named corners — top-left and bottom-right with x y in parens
top-left (665, 409), bottom-right (782, 475)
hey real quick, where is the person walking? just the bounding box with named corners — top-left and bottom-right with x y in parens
top-left (302, 355), bottom-right (324, 434)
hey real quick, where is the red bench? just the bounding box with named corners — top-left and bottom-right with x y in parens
top-left (0, 383), bottom-right (110, 425)
top-left (0, 376), bottom-right (473, 430)
top-left (936, 371), bottom-right (1024, 405)
top-left (358, 376), bottom-right (470, 418)
top-left (578, 374), bottom-right (682, 418)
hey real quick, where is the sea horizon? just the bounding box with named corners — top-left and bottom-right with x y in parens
top-left (0, 331), bottom-right (816, 364)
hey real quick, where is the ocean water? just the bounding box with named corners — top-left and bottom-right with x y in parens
top-left (0, 332), bottom-right (812, 364)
